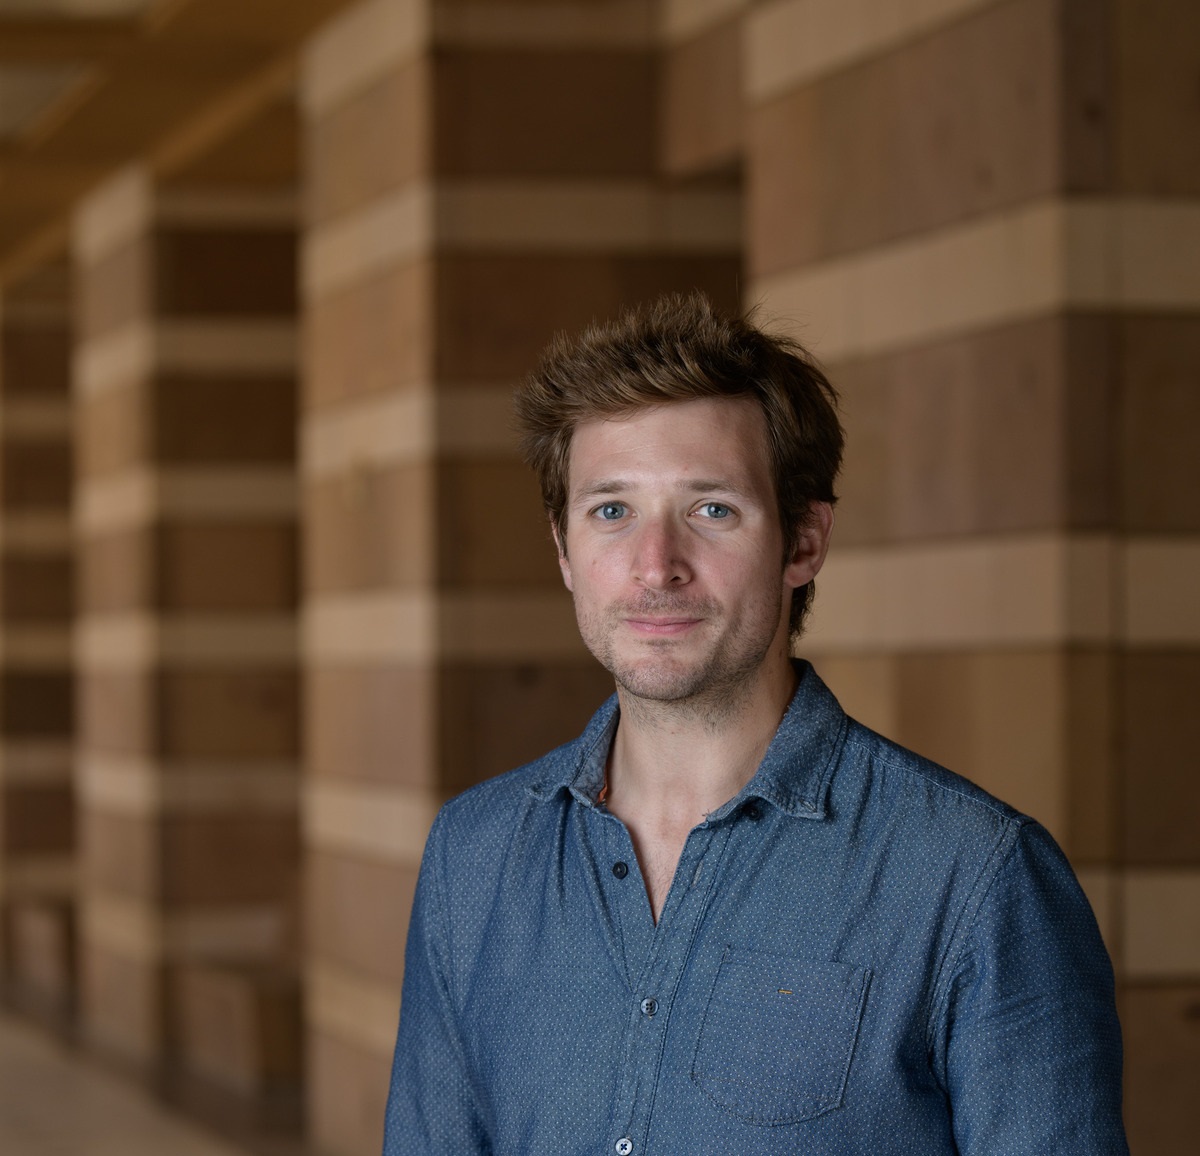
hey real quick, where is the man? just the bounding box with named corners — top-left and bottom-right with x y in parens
top-left (384, 295), bottom-right (1128, 1154)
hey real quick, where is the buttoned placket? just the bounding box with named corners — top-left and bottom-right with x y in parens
top-left (593, 804), bottom-right (736, 1155)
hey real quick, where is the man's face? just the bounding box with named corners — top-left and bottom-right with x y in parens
top-left (556, 396), bottom-right (826, 709)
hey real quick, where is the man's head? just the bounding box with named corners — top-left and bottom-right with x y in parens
top-left (514, 293), bottom-right (844, 639)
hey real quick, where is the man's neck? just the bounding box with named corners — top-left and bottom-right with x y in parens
top-left (601, 657), bottom-right (797, 922)
top-left (607, 658), bottom-right (797, 824)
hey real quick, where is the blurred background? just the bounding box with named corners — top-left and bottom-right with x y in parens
top-left (0, 0), bottom-right (1197, 1153)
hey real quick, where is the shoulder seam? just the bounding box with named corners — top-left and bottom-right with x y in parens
top-left (842, 730), bottom-right (1020, 822)
top-left (922, 818), bottom-right (1029, 1061)
top-left (423, 808), bottom-right (460, 1014)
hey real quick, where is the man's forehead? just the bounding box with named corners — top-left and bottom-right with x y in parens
top-left (565, 396), bottom-right (771, 492)
top-left (570, 395), bottom-right (765, 442)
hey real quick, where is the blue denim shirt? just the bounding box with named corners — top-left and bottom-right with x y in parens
top-left (384, 662), bottom-right (1128, 1155)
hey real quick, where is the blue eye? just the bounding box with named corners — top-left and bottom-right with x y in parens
top-left (698, 503), bottom-right (731, 519)
top-left (597, 503), bottom-right (626, 521)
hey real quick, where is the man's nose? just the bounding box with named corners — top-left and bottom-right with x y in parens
top-left (632, 517), bottom-right (691, 589)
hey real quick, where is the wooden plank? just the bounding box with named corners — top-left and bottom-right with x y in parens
top-left (0, 153), bottom-right (109, 199)
top-left (0, 17), bottom-right (143, 63)
top-left (0, 0), bottom-right (358, 282)
top-left (0, 218), bottom-right (69, 289)
top-left (153, 53), bottom-right (297, 183)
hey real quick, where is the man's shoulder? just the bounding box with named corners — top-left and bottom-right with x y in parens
top-left (440, 745), bottom-right (570, 822)
top-left (836, 716), bottom-right (1027, 835)
top-left (427, 704), bottom-right (608, 849)
top-left (826, 719), bottom-right (1081, 931)
top-left (414, 736), bottom-right (589, 901)
top-left (781, 662), bottom-right (1028, 842)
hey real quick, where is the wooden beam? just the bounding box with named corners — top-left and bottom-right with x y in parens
top-left (0, 0), bottom-right (358, 279)
top-left (0, 17), bottom-right (143, 63)
top-left (152, 52), bottom-right (296, 181)
top-left (0, 154), bottom-right (111, 201)
top-left (0, 219), bottom-right (68, 294)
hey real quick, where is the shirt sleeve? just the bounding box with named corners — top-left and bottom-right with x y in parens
top-left (934, 820), bottom-right (1129, 1155)
top-left (382, 811), bottom-right (491, 1155)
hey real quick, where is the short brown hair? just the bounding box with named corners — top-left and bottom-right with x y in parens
top-left (514, 293), bottom-right (844, 637)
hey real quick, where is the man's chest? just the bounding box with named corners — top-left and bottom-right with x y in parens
top-left (444, 807), bottom-right (960, 1153)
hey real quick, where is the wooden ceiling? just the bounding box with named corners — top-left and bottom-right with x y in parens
top-left (0, 0), bottom-right (356, 287)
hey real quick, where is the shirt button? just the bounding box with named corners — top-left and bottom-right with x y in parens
top-left (744, 801), bottom-right (762, 821)
top-left (615, 1139), bottom-right (633, 1155)
top-left (612, 861), bottom-right (629, 879)
top-left (640, 997), bottom-right (658, 1017)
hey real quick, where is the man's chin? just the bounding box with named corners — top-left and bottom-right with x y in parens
top-left (607, 656), bottom-right (713, 704)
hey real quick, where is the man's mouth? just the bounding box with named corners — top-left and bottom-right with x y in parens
top-left (624, 616), bottom-right (702, 635)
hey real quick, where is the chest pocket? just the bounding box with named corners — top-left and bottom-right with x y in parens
top-left (690, 947), bottom-right (871, 1125)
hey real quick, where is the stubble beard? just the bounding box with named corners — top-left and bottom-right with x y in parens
top-left (575, 590), bottom-right (787, 727)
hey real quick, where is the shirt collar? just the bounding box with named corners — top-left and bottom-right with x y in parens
top-left (528, 660), bottom-right (847, 822)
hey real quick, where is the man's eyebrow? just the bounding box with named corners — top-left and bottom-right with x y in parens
top-left (682, 478), bottom-right (746, 495)
top-left (571, 479), bottom-right (630, 501)
top-left (571, 478), bottom-right (749, 501)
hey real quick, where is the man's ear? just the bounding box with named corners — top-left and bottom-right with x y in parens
top-left (783, 501), bottom-right (834, 590)
top-left (551, 518), bottom-right (573, 592)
